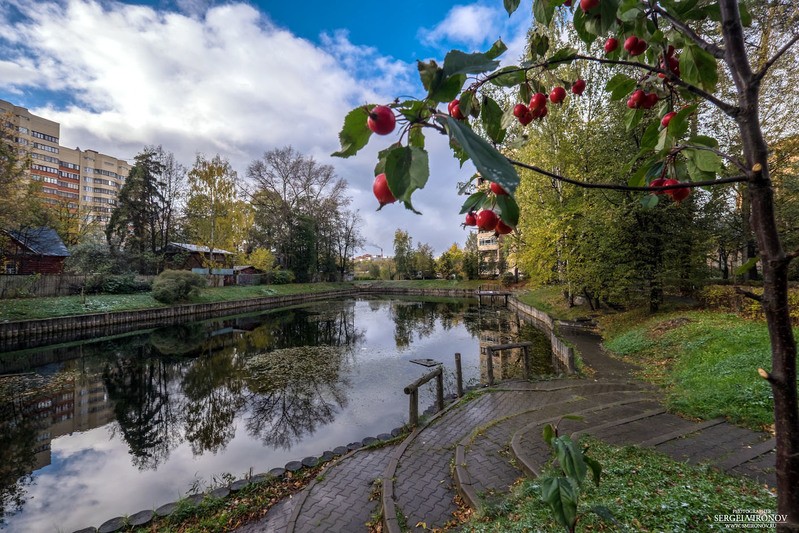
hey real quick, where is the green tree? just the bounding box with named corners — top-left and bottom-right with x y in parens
top-left (334, 1), bottom-right (799, 524)
top-left (413, 242), bottom-right (436, 279)
top-left (463, 232), bottom-right (480, 280)
top-left (106, 147), bottom-right (166, 272)
top-left (185, 154), bottom-right (243, 267)
top-left (437, 243), bottom-right (464, 279)
top-left (393, 229), bottom-right (413, 279)
top-left (247, 146), bottom-right (353, 281)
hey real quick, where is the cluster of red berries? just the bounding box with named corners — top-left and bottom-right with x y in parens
top-left (659, 45), bottom-right (680, 77)
top-left (511, 80), bottom-right (586, 125)
top-left (650, 178), bottom-right (690, 203)
top-left (464, 209), bottom-right (513, 234)
top-left (623, 36), bottom-right (648, 56)
top-left (627, 89), bottom-right (659, 109)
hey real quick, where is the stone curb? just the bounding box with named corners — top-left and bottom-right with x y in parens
top-left (381, 385), bottom-right (487, 533)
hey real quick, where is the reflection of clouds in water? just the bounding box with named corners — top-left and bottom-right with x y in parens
top-left (3, 297), bottom-right (538, 532)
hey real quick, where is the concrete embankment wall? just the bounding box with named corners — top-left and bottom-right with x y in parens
top-left (508, 297), bottom-right (576, 374)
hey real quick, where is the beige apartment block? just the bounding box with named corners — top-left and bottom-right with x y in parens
top-left (0, 98), bottom-right (129, 226)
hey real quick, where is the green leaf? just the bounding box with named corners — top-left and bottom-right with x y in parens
top-left (503, 0), bottom-right (521, 16)
top-left (584, 455), bottom-right (602, 486)
top-left (489, 66), bottom-right (527, 88)
top-left (667, 104), bottom-right (697, 139)
top-left (655, 127), bottom-right (673, 153)
top-left (481, 96), bottom-right (506, 144)
top-left (561, 414), bottom-right (584, 421)
top-left (430, 73), bottom-right (467, 103)
top-left (736, 256), bottom-right (759, 276)
top-left (639, 120), bottom-right (661, 151)
top-left (459, 191), bottom-right (486, 214)
top-left (384, 146), bottom-right (430, 213)
top-left (689, 135), bottom-right (718, 148)
top-left (443, 50), bottom-right (500, 77)
top-left (332, 106), bottom-right (373, 158)
top-left (553, 436), bottom-right (587, 485)
top-left (495, 194), bottom-right (519, 226)
top-left (484, 38), bottom-right (508, 60)
top-left (547, 47), bottom-right (578, 69)
top-left (533, 0), bottom-right (556, 25)
top-left (459, 91), bottom-right (475, 117)
top-left (572, 8), bottom-right (596, 45)
top-left (681, 44), bottom-right (718, 92)
top-left (606, 74), bottom-right (638, 101)
top-left (693, 149), bottom-right (723, 173)
top-left (597, 0), bottom-right (621, 34)
top-left (541, 477), bottom-right (578, 530)
top-left (625, 108), bottom-right (644, 131)
top-left (374, 143), bottom-right (401, 177)
top-left (519, 83), bottom-right (532, 106)
top-left (542, 424), bottom-right (556, 446)
top-left (417, 60), bottom-right (439, 92)
top-left (438, 115), bottom-right (520, 195)
top-left (641, 194), bottom-right (660, 208)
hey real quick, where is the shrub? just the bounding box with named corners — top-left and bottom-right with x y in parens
top-left (151, 270), bottom-right (207, 304)
top-left (102, 274), bottom-right (152, 294)
top-left (697, 284), bottom-right (799, 325)
top-left (270, 269), bottom-right (296, 285)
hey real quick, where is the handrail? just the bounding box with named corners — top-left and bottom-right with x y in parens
top-left (404, 365), bottom-right (444, 427)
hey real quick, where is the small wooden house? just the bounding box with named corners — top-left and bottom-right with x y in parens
top-left (1, 227), bottom-right (70, 274)
top-left (161, 242), bottom-right (235, 270)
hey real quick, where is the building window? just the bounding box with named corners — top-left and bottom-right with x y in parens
top-left (31, 130), bottom-right (59, 143)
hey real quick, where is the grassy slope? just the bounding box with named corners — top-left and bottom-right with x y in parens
top-left (601, 309), bottom-right (785, 430)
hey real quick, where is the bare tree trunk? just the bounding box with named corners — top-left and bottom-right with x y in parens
top-left (720, 2), bottom-right (799, 529)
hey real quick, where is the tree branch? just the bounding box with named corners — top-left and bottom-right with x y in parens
top-left (477, 55), bottom-right (739, 118)
top-left (736, 286), bottom-right (763, 303)
top-left (505, 157), bottom-right (749, 192)
top-left (754, 33), bottom-right (799, 83)
top-left (651, 4), bottom-right (725, 59)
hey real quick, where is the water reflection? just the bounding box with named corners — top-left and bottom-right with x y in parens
top-left (0, 297), bottom-right (551, 531)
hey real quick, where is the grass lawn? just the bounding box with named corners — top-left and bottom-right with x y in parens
top-left (463, 437), bottom-right (775, 532)
top-left (600, 309), bottom-right (788, 431)
top-left (516, 285), bottom-right (597, 322)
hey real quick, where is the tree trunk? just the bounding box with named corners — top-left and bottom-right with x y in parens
top-left (720, 2), bottom-right (799, 529)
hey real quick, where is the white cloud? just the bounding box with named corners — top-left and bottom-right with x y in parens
top-left (419, 4), bottom-right (502, 50)
top-left (0, 0), bottom-right (490, 254)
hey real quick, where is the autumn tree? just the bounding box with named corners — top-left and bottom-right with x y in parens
top-left (184, 154), bottom-right (246, 268)
top-left (335, 0), bottom-right (799, 526)
top-left (247, 146), bottom-right (355, 282)
top-left (392, 229), bottom-right (413, 279)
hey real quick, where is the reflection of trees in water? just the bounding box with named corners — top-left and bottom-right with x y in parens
top-left (243, 346), bottom-right (349, 449)
top-left (103, 352), bottom-right (184, 470)
top-left (0, 398), bottom-right (38, 525)
top-left (237, 300), bottom-right (363, 353)
top-left (180, 350), bottom-right (246, 455)
top-left (149, 323), bottom-right (207, 356)
top-left (390, 299), bottom-right (472, 348)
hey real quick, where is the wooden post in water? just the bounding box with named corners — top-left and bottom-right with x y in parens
top-left (454, 352), bottom-right (463, 397)
top-left (486, 347), bottom-right (495, 386)
top-left (522, 345), bottom-right (530, 379)
top-left (408, 388), bottom-right (419, 427)
top-left (436, 370), bottom-right (444, 412)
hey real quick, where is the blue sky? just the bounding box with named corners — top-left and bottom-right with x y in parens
top-left (0, 0), bottom-right (532, 254)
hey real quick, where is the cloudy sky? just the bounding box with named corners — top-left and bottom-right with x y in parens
top-left (0, 0), bottom-right (533, 255)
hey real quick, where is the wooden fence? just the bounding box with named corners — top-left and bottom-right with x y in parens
top-left (0, 275), bottom-right (151, 299)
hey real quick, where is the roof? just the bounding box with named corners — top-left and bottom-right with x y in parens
top-left (167, 242), bottom-right (234, 255)
top-left (6, 227), bottom-right (70, 257)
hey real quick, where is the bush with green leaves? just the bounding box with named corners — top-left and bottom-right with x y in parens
top-left (151, 270), bottom-right (207, 304)
top-left (269, 269), bottom-right (296, 285)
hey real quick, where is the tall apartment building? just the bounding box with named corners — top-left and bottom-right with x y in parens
top-left (0, 98), bottom-right (130, 226)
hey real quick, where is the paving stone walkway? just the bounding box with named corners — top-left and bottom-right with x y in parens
top-left (234, 324), bottom-right (776, 533)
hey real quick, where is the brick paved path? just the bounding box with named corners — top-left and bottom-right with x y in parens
top-left (235, 325), bottom-right (776, 533)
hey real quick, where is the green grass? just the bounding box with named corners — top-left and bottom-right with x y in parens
top-left (0, 280), bottom-right (489, 321)
top-left (516, 285), bottom-right (596, 322)
top-left (601, 309), bottom-right (793, 430)
top-left (463, 437), bottom-right (775, 532)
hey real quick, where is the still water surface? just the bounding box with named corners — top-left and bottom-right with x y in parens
top-left (0, 296), bottom-right (551, 532)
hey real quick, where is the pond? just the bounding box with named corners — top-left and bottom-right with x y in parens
top-left (0, 296), bottom-right (552, 531)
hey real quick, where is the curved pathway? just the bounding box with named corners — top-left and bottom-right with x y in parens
top-left (233, 324), bottom-right (775, 532)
